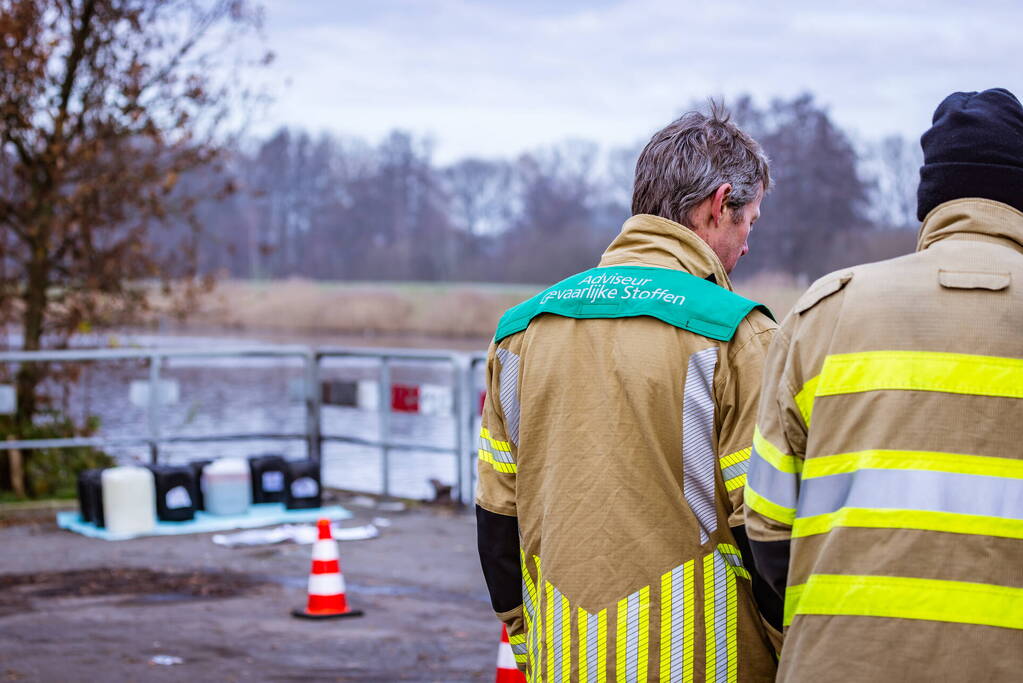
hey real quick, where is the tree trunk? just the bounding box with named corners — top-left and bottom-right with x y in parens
top-left (15, 254), bottom-right (49, 429)
top-left (7, 437), bottom-right (25, 498)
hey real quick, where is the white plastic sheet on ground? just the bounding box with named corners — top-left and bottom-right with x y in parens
top-left (211, 522), bottom-right (379, 547)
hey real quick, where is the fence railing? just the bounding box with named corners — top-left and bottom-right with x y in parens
top-left (0, 346), bottom-right (491, 505)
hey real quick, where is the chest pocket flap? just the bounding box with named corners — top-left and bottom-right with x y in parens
top-left (938, 270), bottom-right (1010, 291)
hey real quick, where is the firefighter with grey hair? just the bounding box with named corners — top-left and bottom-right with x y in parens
top-left (476, 102), bottom-right (782, 681)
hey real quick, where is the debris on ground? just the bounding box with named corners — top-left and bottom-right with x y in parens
top-left (211, 522), bottom-right (379, 547)
top-left (149, 655), bottom-right (184, 666)
top-left (429, 478), bottom-right (454, 504)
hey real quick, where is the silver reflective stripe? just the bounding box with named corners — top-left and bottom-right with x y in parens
top-left (712, 550), bottom-right (730, 682)
top-left (720, 548), bottom-right (743, 571)
top-left (552, 585), bottom-right (564, 676)
top-left (747, 446), bottom-right (799, 508)
top-left (496, 348), bottom-right (521, 445)
top-left (491, 446), bottom-right (515, 465)
top-left (668, 563), bottom-right (689, 677)
top-left (683, 347), bottom-right (719, 544)
top-left (511, 642), bottom-right (528, 656)
top-left (522, 574), bottom-right (535, 622)
top-left (798, 469), bottom-right (1023, 519)
top-left (721, 458), bottom-right (749, 483)
top-left (586, 611), bottom-right (599, 677)
top-left (625, 589), bottom-right (640, 683)
top-left (479, 433), bottom-right (515, 464)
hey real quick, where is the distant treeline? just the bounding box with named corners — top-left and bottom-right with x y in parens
top-left (190, 93), bottom-right (922, 284)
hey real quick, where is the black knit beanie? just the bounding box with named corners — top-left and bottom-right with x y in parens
top-left (917, 88), bottom-right (1023, 221)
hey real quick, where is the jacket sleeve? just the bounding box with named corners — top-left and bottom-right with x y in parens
top-left (744, 319), bottom-right (807, 603)
top-left (475, 341), bottom-right (526, 671)
top-left (715, 319), bottom-right (784, 632)
top-left (715, 320), bottom-right (775, 526)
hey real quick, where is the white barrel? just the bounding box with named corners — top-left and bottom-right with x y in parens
top-left (101, 466), bottom-right (156, 536)
top-left (202, 458), bottom-right (251, 516)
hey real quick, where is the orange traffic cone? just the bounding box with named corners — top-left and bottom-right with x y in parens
top-left (495, 625), bottom-right (526, 682)
top-left (292, 519), bottom-right (364, 619)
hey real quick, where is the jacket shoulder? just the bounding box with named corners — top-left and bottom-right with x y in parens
top-left (793, 269), bottom-right (855, 315)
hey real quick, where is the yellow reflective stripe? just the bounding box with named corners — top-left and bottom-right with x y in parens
top-left (682, 560), bottom-right (695, 681)
top-left (615, 596), bottom-right (627, 683)
top-left (793, 507), bottom-right (1023, 540)
top-left (720, 447), bottom-right (751, 469)
top-left (818, 350), bottom-right (1023, 399)
top-left (744, 484), bottom-right (796, 525)
top-left (596, 609), bottom-right (607, 683)
top-left (659, 570), bottom-right (671, 681)
top-left (784, 573), bottom-right (1023, 629)
top-left (478, 449), bottom-right (517, 474)
top-left (726, 568), bottom-right (738, 683)
top-left (719, 543), bottom-right (751, 580)
top-left (703, 553), bottom-right (717, 680)
top-left (753, 427), bottom-right (802, 474)
top-left (480, 426), bottom-right (513, 452)
top-left (803, 449), bottom-right (1023, 480)
top-left (638, 586), bottom-right (650, 682)
top-left (560, 593), bottom-right (570, 683)
top-left (522, 551), bottom-right (539, 678)
top-left (794, 374), bottom-right (819, 426)
top-left (492, 440), bottom-right (512, 452)
top-left (509, 633), bottom-right (526, 645)
top-left (578, 609), bottom-right (589, 683)
top-left (724, 473), bottom-right (746, 492)
top-left (535, 557), bottom-right (544, 681)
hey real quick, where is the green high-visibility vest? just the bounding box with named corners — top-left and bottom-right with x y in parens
top-left (494, 266), bottom-right (773, 343)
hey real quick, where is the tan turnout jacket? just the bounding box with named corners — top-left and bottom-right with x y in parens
top-left (745, 199), bottom-right (1023, 682)
top-left (477, 215), bottom-right (779, 682)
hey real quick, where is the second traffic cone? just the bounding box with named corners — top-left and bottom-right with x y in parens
top-left (292, 518), bottom-right (363, 619)
top-left (495, 625), bottom-right (526, 682)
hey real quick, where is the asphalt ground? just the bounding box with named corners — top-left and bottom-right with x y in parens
top-left (0, 496), bottom-right (497, 682)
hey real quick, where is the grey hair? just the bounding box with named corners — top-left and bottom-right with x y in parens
top-left (631, 101), bottom-right (770, 226)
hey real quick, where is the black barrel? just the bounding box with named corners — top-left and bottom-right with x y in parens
top-left (248, 454), bottom-right (288, 504)
top-left (284, 460), bottom-right (322, 510)
top-left (80, 469), bottom-right (106, 527)
top-left (77, 468), bottom-right (103, 523)
top-left (147, 464), bottom-right (197, 522)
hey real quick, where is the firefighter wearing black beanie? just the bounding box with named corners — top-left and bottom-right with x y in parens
top-left (917, 87), bottom-right (1023, 221)
top-left (749, 92), bottom-right (1023, 682)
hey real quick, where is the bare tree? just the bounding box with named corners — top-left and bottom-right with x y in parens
top-left (867, 134), bottom-right (922, 229)
top-left (442, 158), bottom-right (515, 236)
top-left (0, 0), bottom-right (265, 431)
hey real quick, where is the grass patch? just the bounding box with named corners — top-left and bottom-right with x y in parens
top-left (154, 274), bottom-right (806, 340)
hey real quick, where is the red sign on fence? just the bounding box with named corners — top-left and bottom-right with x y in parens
top-left (390, 384), bottom-right (420, 413)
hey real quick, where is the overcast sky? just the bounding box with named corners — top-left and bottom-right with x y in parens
top-left (256, 0), bottom-right (1023, 162)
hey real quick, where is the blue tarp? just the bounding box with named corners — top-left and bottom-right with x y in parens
top-left (57, 503), bottom-right (352, 541)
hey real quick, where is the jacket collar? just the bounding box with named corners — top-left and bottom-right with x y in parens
top-left (918, 198), bottom-right (1023, 255)
top-left (598, 214), bottom-right (734, 290)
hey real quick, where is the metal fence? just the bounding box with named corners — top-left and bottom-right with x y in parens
top-left (0, 346), bottom-right (491, 505)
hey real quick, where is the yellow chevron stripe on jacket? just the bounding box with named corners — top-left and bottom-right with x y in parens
top-left (519, 545), bottom-right (746, 681)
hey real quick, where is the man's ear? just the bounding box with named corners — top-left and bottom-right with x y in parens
top-left (710, 183), bottom-right (732, 227)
